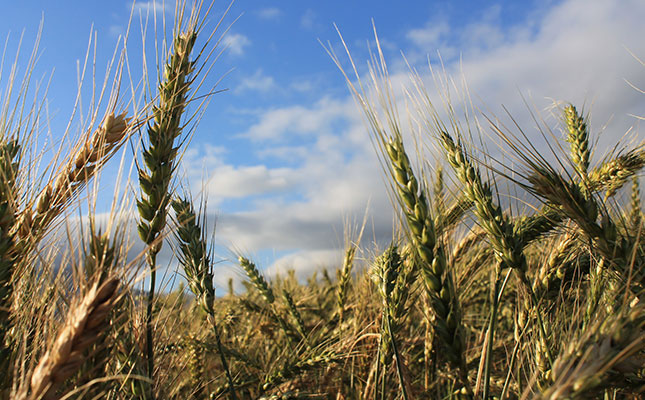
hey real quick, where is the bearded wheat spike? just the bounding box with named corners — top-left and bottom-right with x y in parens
top-left (528, 166), bottom-right (627, 268)
top-left (137, 27), bottom-right (197, 384)
top-left (630, 176), bottom-right (642, 228)
top-left (537, 306), bottom-right (645, 399)
top-left (238, 256), bottom-right (275, 304)
top-left (438, 130), bottom-right (558, 395)
top-left (337, 244), bottom-right (357, 321)
top-left (587, 149), bottom-right (645, 197)
top-left (564, 105), bottom-right (591, 180)
top-left (171, 196), bottom-right (237, 400)
top-left (20, 112), bottom-right (129, 241)
top-left (440, 131), bottom-right (527, 275)
top-left (23, 277), bottom-right (119, 400)
top-left (384, 136), bottom-right (471, 394)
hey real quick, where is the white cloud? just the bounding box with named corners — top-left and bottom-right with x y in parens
top-left (406, 20), bottom-right (449, 49)
top-left (222, 33), bottom-right (251, 56)
top-left (240, 97), bottom-right (355, 141)
top-left (266, 249), bottom-right (342, 280)
top-left (235, 69), bottom-right (278, 94)
top-left (289, 79), bottom-right (315, 93)
top-left (206, 164), bottom-right (296, 200)
top-left (257, 7), bottom-right (282, 21)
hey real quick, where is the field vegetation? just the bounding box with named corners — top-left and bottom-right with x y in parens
top-left (1, 1), bottom-right (644, 399)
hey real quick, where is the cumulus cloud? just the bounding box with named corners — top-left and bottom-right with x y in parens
top-left (222, 33), bottom-right (251, 56)
top-left (235, 69), bottom-right (278, 94)
top-left (402, 0), bottom-right (645, 158)
top-left (240, 97), bottom-right (356, 141)
top-left (265, 249), bottom-right (342, 280)
top-left (406, 20), bottom-right (450, 50)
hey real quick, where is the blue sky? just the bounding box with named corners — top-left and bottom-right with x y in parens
top-left (2, 0), bottom-right (645, 289)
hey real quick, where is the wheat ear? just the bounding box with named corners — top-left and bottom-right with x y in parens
top-left (528, 167), bottom-right (626, 268)
top-left (372, 245), bottom-right (412, 400)
top-left (385, 137), bottom-right (470, 387)
top-left (587, 149), bottom-right (645, 197)
top-left (20, 112), bottom-right (129, 241)
top-left (536, 306), bottom-right (645, 399)
top-left (137, 26), bottom-right (197, 384)
top-left (337, 244), bottom-right (357, 322)
top-left (22, 277), bottom-right (119, 400)
top-left (438, 130), bottom-right (557, 396)
top-left (564, 104), bottom-right (590, 182)
top-left (171, 197), bottom-right (237, 400)
top-left (281, 289), bottom-right (308, 345)
top-left (439, 131), bottom-right (527, 276)
top-left (238, 256), bottom-right (275, 304)
top-left (630, 176), bottom-right (642, 229)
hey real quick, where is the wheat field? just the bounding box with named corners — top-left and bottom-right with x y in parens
top-left (1, 1), bottom-right (644, 399)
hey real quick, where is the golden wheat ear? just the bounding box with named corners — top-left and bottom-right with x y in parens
top-left (20, 277), bottom-right (120, 400)
top-left (18, 111), bottom-right (130, 243)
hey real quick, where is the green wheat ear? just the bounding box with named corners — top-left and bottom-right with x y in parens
top-left (630, 176), bottom-right (642, 229)
top-left (564, 104), bottom-right (590, 181)
top-left (384, 136), bottom-right (470, 393)
top-left (137, 30), bottom-right (197, 255)
top-left (238, 256), bottom-right (275, 304)
top-left (171, 196), bottom-right (237, 400)
top-left (137, 26), bottom-right (198, 385)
